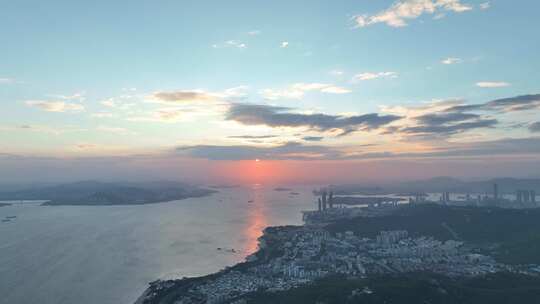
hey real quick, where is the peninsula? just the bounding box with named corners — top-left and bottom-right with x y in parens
top-left (0, 181), bottom-right (216, 206)
top-left (136, 188), bottom-right (540, 304)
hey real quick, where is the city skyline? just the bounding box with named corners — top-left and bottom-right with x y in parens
top-left (1, 0), bottom-right (540, 183)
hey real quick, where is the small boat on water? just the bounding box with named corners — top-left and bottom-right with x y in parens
top-left (247, 200), bottom-right (254, 203)
top-left (216, 247), bottom-right (237, 253)
top-left (6, 216), bottom-right (16, 219)
top-left (1, 219), bottom-right (10, 223)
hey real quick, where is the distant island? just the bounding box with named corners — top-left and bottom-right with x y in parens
top-left (274, 187), bottom-right (293, 192)
top-left (0, 181), bottom-right (216, 206)
top-left (0, 203), bottom-right (11, 207)
top-left (136, 197), bottom-right (540, 304)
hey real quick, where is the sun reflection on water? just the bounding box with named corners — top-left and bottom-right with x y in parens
top-left (243, 185), bottom-right (268, 255)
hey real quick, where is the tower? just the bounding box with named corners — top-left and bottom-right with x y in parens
top-left (531, 190), bottom-right (536, 204)
top-left (493, 183), bottom-right (498, 200)
top-left (322, 190), bottom-right (327, 210)
top-left (524, 190), bottom-right (530, 203)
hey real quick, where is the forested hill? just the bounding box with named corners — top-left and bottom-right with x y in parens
top-left (0, 181), bottom-right (216, 205)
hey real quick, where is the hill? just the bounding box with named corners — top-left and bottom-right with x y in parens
top-left (246, 272), bottom-right (540, 304)
top-left (0, 181), bottom-right (216, 206)
top-left (327, 204), bottom-right (540, 264)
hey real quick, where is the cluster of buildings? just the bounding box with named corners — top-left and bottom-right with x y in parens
top-left (407, 183), bottom-right (539, 209)
top-left (142, 189), bottom-right (540, 304)
top-left (316, 189), bottom-right (335, 211)
top-left (164, 224), bottom-right (508, 304)
top-left (516, 190), bottom-right (536, 204)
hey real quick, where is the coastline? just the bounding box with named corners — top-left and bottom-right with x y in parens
top-left (134, 203), bottom-right (540, 304)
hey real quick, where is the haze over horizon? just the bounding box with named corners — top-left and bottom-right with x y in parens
top-left (2, 0), bottom-right (540, 184)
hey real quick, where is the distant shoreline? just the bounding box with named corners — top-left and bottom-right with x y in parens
top-left (41, 191), bottom-right (216, 206)
top-left (0, 181), bottom-right (217, 207)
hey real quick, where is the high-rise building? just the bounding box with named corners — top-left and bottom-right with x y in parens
top-left (524, 190), bottom-right (531, 203)
top-left (517, 190), bottom-right (523, 203)
top-left (531, 190), bottom-right (536, 203)
top-left (493, 183), bottom-right (498, 200)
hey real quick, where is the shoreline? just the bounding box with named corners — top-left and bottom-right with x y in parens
top-left (134, 203), bottom-right (540, 304)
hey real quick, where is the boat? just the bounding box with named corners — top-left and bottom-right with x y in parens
top-left (248, 200), bottom-right (254, 203)
top-left (6, 216), bottom-right (16, 219)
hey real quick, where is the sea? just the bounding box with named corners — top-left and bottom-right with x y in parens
top-left (0, 185), bottom-right (317, 304)
top-left (0, 185), bottom-right (525, 304)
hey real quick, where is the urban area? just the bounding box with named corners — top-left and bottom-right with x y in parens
top-left (140, 185), bottom-right (539, 304)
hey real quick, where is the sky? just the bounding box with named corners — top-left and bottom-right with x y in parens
top-left (1, 0), bottom-right (540, 184)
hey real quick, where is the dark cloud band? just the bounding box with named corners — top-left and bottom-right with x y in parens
top-left (226, 103), bottom-right (402, 135)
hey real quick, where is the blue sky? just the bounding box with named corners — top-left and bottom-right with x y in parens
top-left (1, 0), bottom-right (539, 183)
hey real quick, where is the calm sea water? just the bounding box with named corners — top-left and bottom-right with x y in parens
top-left (0, 185), bottom-right (317, 304)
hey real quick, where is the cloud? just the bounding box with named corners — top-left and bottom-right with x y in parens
top-left (448, 94), bottom-right (540, 112)
top-left (152, 91), bottom-right (216, 103)
top-left (280, 41), bottom-right (289, 48)
top-left (25, 100), bottom-right (85, 113)
top-left (127, 87), bottom-right (245, 123)
top-left (178, 141), bottom-right (346, 160)
top-left (247, 30), bottom-right (261, 36)
top-left (529, 122), bottom-right (540, 133)
top-left (0, 124), bottom-right (87, 135)
top-left (76, 143), bottom-right (99, 150)
top-left (227, 135), bottom-right (278, 139)
top-left (220, 86), bottom-right (250, 99)
top-left (128, 108), bottom-right (186, 123)
top-left (151, 86), bottom-right (248, 104)
top-left (96, 126), bottom-right (132, 134)
top-left (302, 136), bottom-right (324, 142)
top-left (356, 137), bottom-right (540, 160)
top-left (260, 83), bottom-right (351, 100)
top-left (480, 2), bottom-right (490, 10)
top-left (178, 136), bottom-right (540, 161)
top-left (226, 103), bottom-right (402, 135)
top-left (330, 70), bottom-right (345, 76)
top-left (226, 40), bottom-right (247, 48)
top-left (91, 112), bottom-right (116, 118)
top-left (49, 92), bottom-right (86, 102)
top-left (101, 99), bottom-right (136, 109)
top-left (441, 57), bottom-right (462, 64)
top-left (381, 98), bottom-right (499, 138)
top-left (352, 72), bottom-right (397, 82)
top-left (353, 0), bottom-right (473, 28)
top-left (213, 40), bottom-right (247, 49)
top-left (405, 108), bottom-right (496, 137)
top-left (380, 98), bottom-right (465, 117)
top-left (415, 112), bottom-right (481, 125)
top-left (0, 78), bottom-right (15, 84)
top-left (476, 81), bottom-right (510, 88)
top-left (401, 117), bottom-right (498, 137)
top-left (485, 94), bottom-right (540, 111)
top-left (382, 94), bottom-right (540, 138)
